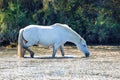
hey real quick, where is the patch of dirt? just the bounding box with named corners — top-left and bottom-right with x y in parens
top-left (0, 46), bottom-right (120, 80)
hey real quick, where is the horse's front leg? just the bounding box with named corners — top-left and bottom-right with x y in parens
top-left (60, 45), bottom-right (65, 57)
top-left (52, 46), bottom-right (58, 58)
top-left (52, 42), bottom-right (65, 58)
top-left (52, 43), bottom-right (62, 58)
top-left (23, 42), bottom-right (35, 58)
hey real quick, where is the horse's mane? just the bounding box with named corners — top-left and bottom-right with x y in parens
top-left (52, 23), bottom-right (72, 30)
top-left (52, 23), bottom-right (80, 38)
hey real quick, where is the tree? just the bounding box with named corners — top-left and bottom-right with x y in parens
top-left (0, 0), bottom-right (120, 45)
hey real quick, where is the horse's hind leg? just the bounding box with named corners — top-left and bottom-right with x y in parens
top-left (22, 40), bottom-right (26, 57)
top-left (22, 49), bottom-right (26, 57)
top-left (23, 46), bottom-right (34, 58)
top-left (23, 42), bottom-right (35, 58)
top-left (60, 45), bottom-right (65, 57)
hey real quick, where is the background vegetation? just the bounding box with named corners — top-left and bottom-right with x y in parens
top-left (0, 0), bottom-right (120, 46)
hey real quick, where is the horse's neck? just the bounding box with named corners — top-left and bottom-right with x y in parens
top-left (67, 32), bottom-right (80, 45)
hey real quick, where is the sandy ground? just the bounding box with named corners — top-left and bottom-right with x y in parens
top-left (0, 45), bottom-right (120, 80)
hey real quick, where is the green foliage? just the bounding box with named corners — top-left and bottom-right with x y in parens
top-left (5, 29), bottom-right (18, 43)
top-left (0, 0), bottom-right (120, 45)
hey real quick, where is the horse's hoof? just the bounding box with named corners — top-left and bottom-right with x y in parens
top-left (31, 53), bottom-right (34, 58)
top-left (85, 53), bottom-right (90, 57)
top-left (31, 55), bottom-right (34, 58)
top-left (52, 56), bottom-right (55, 58)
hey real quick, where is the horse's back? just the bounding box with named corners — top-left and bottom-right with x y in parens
top-left (23, 23), bottom-right (71, 33)
top-left (23, 24), bottom-right (71, 35)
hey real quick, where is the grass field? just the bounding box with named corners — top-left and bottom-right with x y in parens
top-left (0, 45), bottom-right (120, 80)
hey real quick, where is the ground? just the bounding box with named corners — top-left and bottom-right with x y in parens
top-left (0, 45), bottom-right (120, 80)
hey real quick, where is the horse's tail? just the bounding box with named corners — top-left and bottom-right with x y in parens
top-left (18, 29), bottom-right (24, 58)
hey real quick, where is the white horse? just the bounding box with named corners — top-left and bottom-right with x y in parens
top-left (18, 23), bottom-right (90, 58)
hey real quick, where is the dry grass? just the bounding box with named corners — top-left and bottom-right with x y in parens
top-left (0, 45), bottom-right (120, 80)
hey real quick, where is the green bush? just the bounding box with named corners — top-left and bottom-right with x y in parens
top-left (0, 0), bottom-right (120, 45)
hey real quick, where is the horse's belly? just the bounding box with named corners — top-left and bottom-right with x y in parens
top-left (38, 39), bottom-right (55, 46)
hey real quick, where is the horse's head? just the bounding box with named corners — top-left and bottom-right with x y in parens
top-left (77, 38), bottom-right (90, 57)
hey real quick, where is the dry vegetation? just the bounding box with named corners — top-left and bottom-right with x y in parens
top-left (0, 45), bottom-right (120, 80)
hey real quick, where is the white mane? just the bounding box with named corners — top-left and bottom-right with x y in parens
top-left (52, 23), bottom-right (72, 31)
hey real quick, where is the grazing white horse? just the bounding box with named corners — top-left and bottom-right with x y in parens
top-left (18, 23), bottom-right (90, 58)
